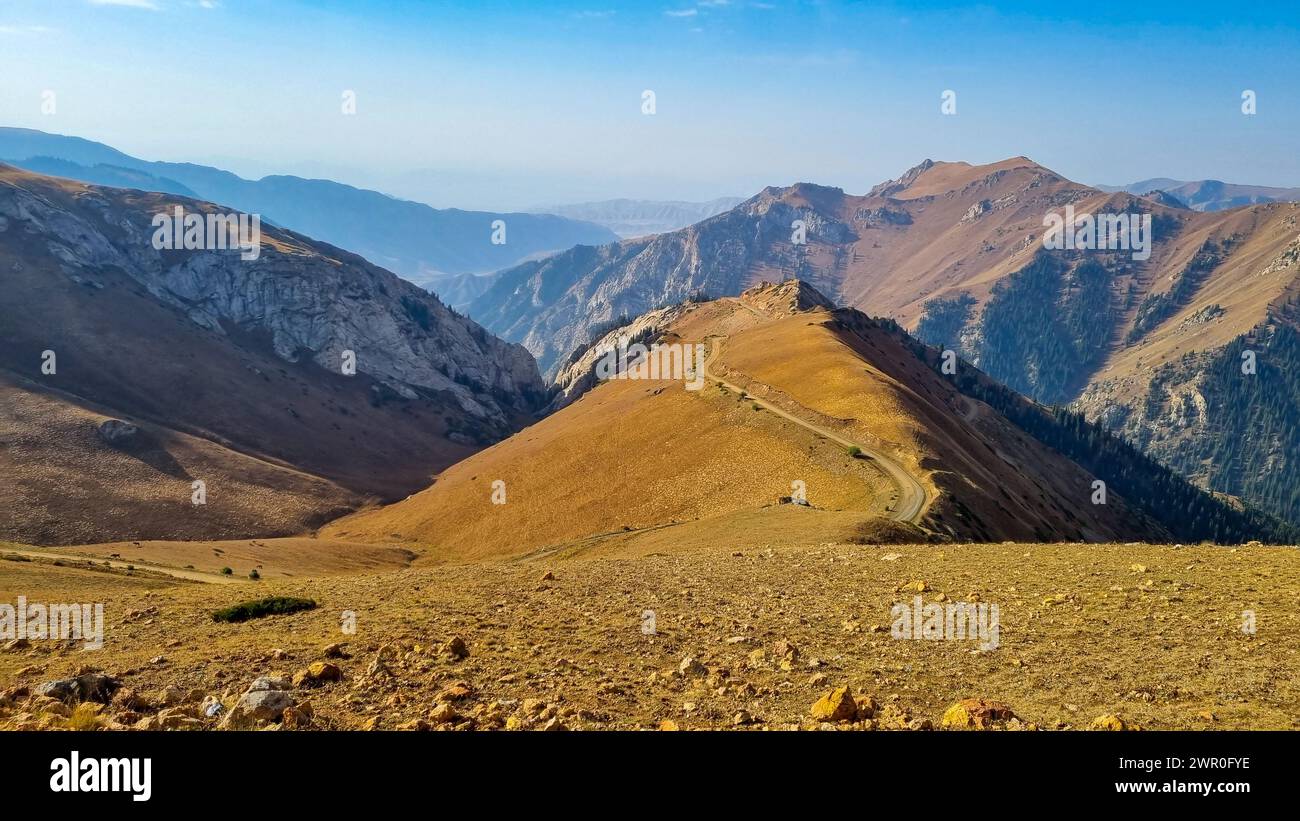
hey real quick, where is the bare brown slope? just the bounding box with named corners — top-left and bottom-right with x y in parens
top-left (0, 372), bottom-right (357, 545)
top-left (324, 283), bottom-right (1162, 560)
top-left (0, 165), bottom-right (544, 544)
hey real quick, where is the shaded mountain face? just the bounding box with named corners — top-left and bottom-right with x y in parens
top-left (0, 165), bottom-right (546, 545)
top-left (529, 197), bottom-right (746, 238)
top-left (1099, 177), bottom-right (1300, 212)
top-left (470, 157), bottom-right (1300, 527)
top-left (325, 281), bottom-right (1285, 562)
top-left (0, 128), bottom-right (618, 286)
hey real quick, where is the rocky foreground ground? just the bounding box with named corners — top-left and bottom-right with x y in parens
top-left (1, 540), bottom-right (1296, 731)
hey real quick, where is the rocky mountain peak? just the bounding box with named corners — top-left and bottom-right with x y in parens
top-left (739, 279), bottom-right (837, 315)
top-left (867, 159), bottom-right (937, 198)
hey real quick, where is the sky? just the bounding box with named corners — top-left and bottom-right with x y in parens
top-left (1, 0), bottom-right (1298, 210)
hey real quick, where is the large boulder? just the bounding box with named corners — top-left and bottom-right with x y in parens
top-left (96, 419), bottom-right (139, 445)
top-left (219, 677), bottom-right (298, 728)
top-left (34, 672), bottom-right (121, 704)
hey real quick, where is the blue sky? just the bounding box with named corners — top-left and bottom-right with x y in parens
top-left (1, 0), bottom-right (1298, 209)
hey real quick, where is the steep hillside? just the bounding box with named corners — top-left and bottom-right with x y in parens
top-left (325, 281), bottom-right (1285, 561)
top-left (0, 165), bottom-right (546, 544)
top-left (0, 128), bottom-right (618, 284)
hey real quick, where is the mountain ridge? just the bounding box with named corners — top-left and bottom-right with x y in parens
top-left (327, 280), bottom-right (1288, 561)
top-left (467, 157), bottom-right (1300, 526)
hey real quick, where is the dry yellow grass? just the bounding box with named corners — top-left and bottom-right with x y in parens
top-left (325, 371), bottom-right (893, 562)
top-left (0, 553), bottom-right (179, 601)
top-left (326, 285), bottom-right (1164, 561)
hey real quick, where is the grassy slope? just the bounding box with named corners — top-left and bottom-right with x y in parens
top-left (323, 288), bottom-right (1163, 559)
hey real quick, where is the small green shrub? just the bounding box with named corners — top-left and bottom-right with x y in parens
top-left (248, 569), bottom-right (260, 580)
top-left (220, 567), bottom-right (233, 575)
top-left (212, 596), bottom-right (316, 623)
top-left (847, 445), bottom-right (862, 458)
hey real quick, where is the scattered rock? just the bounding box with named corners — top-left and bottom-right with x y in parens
top-left (429, 702), bottom-right (459, 725)
top-left (35, 672), bottom-right (120, 704)
top-left (940, 698), bottom-right (1018, 730)
top-left (321, 643), bottom-right (350, 659)
top-left (281, 702), bottom-right (314, 730)
top-left (248, 675), bottom-right (293, 692)
top-left (292, 662), bottom-right (343, 689)
top-left (810, 686), bottom-right (858, 722)
top-left (221, 686), bottom-right (297, 729)
top-left (1090, 714), bottom-right (1140, 731)
top-left (678, 656), bottom-right (707, 677)
top-left (436, 681), bottom-right (475, 702)
top-left (153, 686), bottom-right (187, 706)
top-left (853, 694), bottom-right (879, 719)
top-left (438, 636), bottom-right (470, 660)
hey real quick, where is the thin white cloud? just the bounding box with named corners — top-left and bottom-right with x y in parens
top-left (0, 24), bottom-right (54, 35)
top-left (573, 10), bottom-right (615, 18)
top-left (665, 8), bottom-right (699, 17)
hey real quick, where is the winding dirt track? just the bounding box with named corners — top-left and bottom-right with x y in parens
top-left (701, 336), bottom-right (929, 524)
top-left (0, 547), bottom-right (242, 584)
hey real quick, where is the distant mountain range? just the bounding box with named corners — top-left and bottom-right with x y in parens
top-left (468, 157), bottom-right (1300, 529)
top-left (0, 127), bottom-right (618, 291)
top-left (529, 197), bottom-right (745, 238)
top-left (1098, 177), bottom-right (1300, 211)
